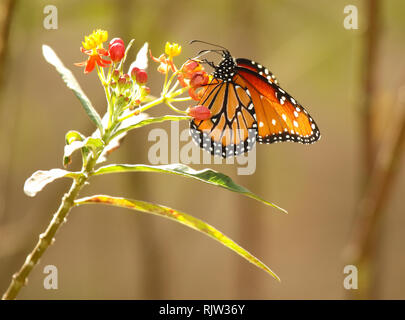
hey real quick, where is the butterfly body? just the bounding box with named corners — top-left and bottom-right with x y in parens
top-left (190, 48), bottom-right (321, 158)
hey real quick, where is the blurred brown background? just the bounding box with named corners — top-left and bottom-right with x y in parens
top-left (0, 0), bottom-right (404, 299)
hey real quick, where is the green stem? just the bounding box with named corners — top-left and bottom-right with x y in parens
top-left (1, 155), bottom-right (98, 300)
top-left (165, 70), bottom-right (180, 93)
top-left (171, 96), bottom-right (192, 102)
top-left (2, 59), bottom-right (192, 299)
top-left (165, 101), bottom-right (188, 114)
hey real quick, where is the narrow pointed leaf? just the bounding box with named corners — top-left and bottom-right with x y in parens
top-left (75, 195), bottom-right (280, 280)
top-left (93, 163), bottom-right (287, 213)
top-left (24, 169), bottom-right (79, 197)
top-left (42, 45), bottom-right (103, 131)
top-left (128, 42), bottom-right (148, 74)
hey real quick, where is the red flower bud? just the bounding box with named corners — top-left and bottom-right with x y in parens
top-left (136, 69), bottom-right (148, 84)
top-left (131, 68), bottom-right (148, 84)
top-left (112, 69), bottom-right (120, 81)
top-left (131, 67), bottom-right (140, 80)
top-left (118, 75), bottom-right (127, 88)
top-left (188, 105), bottom-right (211, 121)
top-left (109, 38), bottom-right (124, 49)
top-left (109, 42), bottom-right (125, 63)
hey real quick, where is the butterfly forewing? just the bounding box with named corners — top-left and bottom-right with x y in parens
top-left (236, 66), bottom-right (321, 144)
top-left (236, 58), bottom-right (279, 84)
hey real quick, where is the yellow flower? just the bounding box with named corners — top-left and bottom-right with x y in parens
top-left (82, 29), bottom-right (108, 50)
top-left (165, 42), bottom-right (181, 59)
top-left (76, 29), bottom-right (110, 73)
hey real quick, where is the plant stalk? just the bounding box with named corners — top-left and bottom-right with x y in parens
top-left (2, 157), bottom-right (97, 300)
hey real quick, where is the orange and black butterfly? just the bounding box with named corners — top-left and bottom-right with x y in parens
top-left (189, 41), bottom-right (321, 158)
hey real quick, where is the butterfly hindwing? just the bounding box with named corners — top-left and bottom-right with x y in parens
top-left (190, 77), bottom-right (258, 157)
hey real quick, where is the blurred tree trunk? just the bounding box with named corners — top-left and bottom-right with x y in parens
top-left (0, 0), bottom-right (15, 88)
top-left (345, 0), bottom-right (405, 299)
top-left (0, 0), bottom-right (17, 221)
top-left (230, 0), bottom-right (267, 298)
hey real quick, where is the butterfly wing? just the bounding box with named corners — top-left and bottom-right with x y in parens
top-left (236, 58), bottom-right (279, 85)
top-left (236, 65), bottom-right (321, 144)
top-left (190, 77), bottom-right (258, 157)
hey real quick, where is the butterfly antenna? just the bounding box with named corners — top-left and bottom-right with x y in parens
top-left (197, 49), bottom-right (223, 57)
top-left (189, 40), bottom-right (228, 51)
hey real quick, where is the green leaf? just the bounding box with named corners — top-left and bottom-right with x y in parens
top-left (75, 195), bottom-right (280, 281)
top-left (42, 45), bottom-right (103, 131)
top-left (63, 135), bottom-right (103, 168)
top-left (65, 130), bottom-right (85, 145)
top-left (93, 163), bottom-right (287, 213)
top-left (128, 42), bottom-right (148, 73)
top-left (110, 115), bottom-right (190, 140)
top-left (24, 169), bottom-right (79, 197)
top-left (85, 137), bottom-right (104, 155)
top-left (64, 130), bottom-right (85, 167)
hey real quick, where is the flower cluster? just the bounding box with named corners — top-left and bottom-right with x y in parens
top-left (75, 30), bottom-right (127, 73)
top-left (149, 42), bottom-right (211, 102)
top-left (109, 66), bottom-right (150, 116)
top-left (76, 31), bottom-right (212, 129)
top-left (76, 30), bottom-right (153, 122)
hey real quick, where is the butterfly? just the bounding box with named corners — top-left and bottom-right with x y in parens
top-left (189, 41), bottom-right (321, 158)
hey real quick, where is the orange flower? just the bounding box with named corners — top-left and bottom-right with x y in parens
top-left (178, 59), bottom-right (209, 89)
top-left (150, 51), bottom-right (176, 74)
top-left (181, 59), bottom-right (204, 79)
top-left (190, 71), bottom-right (209, 88)
top-left (75, 29), bottom-right (111, 73)
top-left (75, 47), bottom-right (111, 73)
